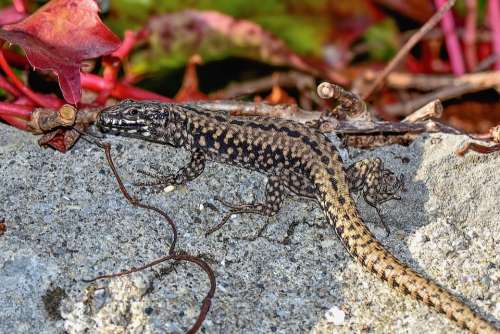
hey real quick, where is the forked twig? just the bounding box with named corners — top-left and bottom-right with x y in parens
top-left (76, 131), bottom-right (216, 334)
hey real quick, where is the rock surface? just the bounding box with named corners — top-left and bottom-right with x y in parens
top-left (0, 122), bottom-right (498, 334)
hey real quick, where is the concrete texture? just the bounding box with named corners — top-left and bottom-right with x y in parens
top-left (0, 122), bottom-right (498, 334)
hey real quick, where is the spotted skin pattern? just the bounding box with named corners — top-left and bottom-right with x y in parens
top-left (97, 100), bottom-right (498, 333)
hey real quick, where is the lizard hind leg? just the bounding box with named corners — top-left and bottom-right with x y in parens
top-left (206, 173), bottom-right (285, 235)
top-left (346, 157), bottom-right (405, 235)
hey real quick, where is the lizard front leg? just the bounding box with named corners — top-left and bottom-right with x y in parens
top-left (135, 149), bottom-right (206, 189)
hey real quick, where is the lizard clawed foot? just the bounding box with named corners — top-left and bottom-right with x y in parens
top-left (133, 166), bottom-right (176, 190)
top-left (374, 206), bottom-right (390, 237)
top-left (347, 158), bottom-right (406, 236)
top-left (205, 196), bottom-right (273, 236)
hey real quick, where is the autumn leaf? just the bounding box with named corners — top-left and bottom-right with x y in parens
top-left (0, 0), bottom-right (121, 104)
top-left (0, 6), bottom-right (27, 26)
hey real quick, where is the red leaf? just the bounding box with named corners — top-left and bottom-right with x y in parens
top-left (0, 6), bottom-right (27, 26)
top-left (0, 0), bottom-right (121, 104)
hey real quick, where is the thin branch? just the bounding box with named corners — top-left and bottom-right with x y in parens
top-left (383, 71), bottom-right (500, 91)
top-left (317, 82), bottom-right (366, 117)
top-left (402, 99), bottom-right (443, 123)
top-left (191, 100), bottom-right (461, 136)
top-left (210, 71), bottom-right (315, 99)
top-left (456, 142), bottom-right (500, 155)
top-left (71, 140), bottom-right (217, 334)
top-left (361, 0), bottom-right (457, 100)
top-left (474, 54), bottom-right (500, 72)
top-left (80, 73), bottom-right (173, 102)
top-left (383, 73), bottom-right (500, 117)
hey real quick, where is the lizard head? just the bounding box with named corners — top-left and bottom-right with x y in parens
top-left (97, 99), bottom-right (161, 138)
top-left (96, 99), bottom-right (186, 146)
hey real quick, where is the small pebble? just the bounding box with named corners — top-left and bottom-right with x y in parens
top-left (324, 306), bottom-right (345, 325)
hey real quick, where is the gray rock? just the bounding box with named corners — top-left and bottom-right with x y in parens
top-left (0, 123), bottom-right (498, 334)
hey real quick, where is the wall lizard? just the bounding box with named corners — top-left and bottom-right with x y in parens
top-left (96, 99), bottom-right (498, 333)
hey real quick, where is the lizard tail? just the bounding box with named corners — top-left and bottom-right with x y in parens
top-left (311, 164), bottom-right (498, 334)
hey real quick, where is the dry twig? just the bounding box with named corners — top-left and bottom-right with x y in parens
top-left (383, 72), bottom-right (500, 116)
top-left (402, 99), bottom-right (443, 123)
top-left (210, 71), bottom-right (315, 99)
top-left (383, 71), bottom-right (500, 92)
top-left (0, 218), bottom-right (5, 236)
top-left (361, 0), bottom-right (457, 100)
top-left (73, 136), bottom-right (216, 334)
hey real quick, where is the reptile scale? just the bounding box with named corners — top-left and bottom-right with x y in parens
top-left (96, 99), bottom-right (498, 333)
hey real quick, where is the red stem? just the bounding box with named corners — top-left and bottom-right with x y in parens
top-left (0, 73), bottom-right (21, 96)
top-left (94, 56), bottom-right (121, 104)
top-left (2, 48), bottom-right (29, 68)
top-left (81, 73), bottom-right (173, 102)
top-left (434, 0), bottom-right (465, 75)
top-left (464, 0), bottom-right (478, 71)
top-left (12, 0), bottom-right (27, 13)
top-left (93, 28), bottom-right (152, 104)
top-left (112, 29), bottom-right (149, 61)
top-left (0, 101), bottom-right (32, 118)
top-left (0, 114), bottom-right (28, 129)
top-left (488, 0), bottom-right (500, 70)
top-left (0, 47), bottom-right (61, 108)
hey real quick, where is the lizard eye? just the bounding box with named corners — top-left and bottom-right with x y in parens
top-left (129, 109), bottom-right (138, 116)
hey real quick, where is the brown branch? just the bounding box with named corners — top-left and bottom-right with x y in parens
top-left (210, 71), bottom-right (315, 99)
top-left (192, 100), bottom-right (461, 136)
top-left (474, 54), bottom-right (500, 72)
top-left (0, 218), bottom-right (5, 236)
top-left (99, 142), bottom-right (178, 255)
top-left (383, 71), bottom-right (500, 91)
top-left (74, 139), bottom-right (216, 334)
top-left (382, 73), bottom-right (500, 117)
top-left (401, 27), bottom-right (493, 44)
top-left (456, 142), bottom-right (500, 156)
top-left (361, 0), bottom-right (457, 100)
top-left (402, 99), bottom-right (443, 123)
top-left (317, 82), bottom-right (366, 118)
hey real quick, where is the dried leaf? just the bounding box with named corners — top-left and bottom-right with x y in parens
top-left (0, 218), bottom-right (5, 236)
top-left (456, 142), bottom-right (500, 156)
top-left (264, 82), bottom-right (296, 105)
top-left (175, 54), bottom-right (208, 101)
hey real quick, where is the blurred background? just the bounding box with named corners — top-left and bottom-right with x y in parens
top-left (1, 0), bottom-right (499, 134)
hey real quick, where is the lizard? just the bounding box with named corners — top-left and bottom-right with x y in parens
top-left (95, 99), bottom-right (498, 333)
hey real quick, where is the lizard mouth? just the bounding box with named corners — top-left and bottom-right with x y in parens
top-left (96, 112), bottom-right (150, 137)
top-left (97, 110), bottom-right (143, 131)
